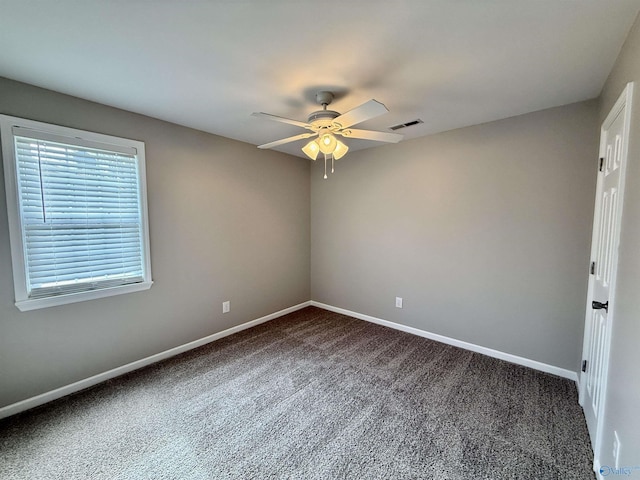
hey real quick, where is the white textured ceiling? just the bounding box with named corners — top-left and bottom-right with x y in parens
top-left (0, 1), bottom-right (639, 158)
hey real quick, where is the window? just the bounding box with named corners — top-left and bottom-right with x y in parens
top-left (1, 115), bottom-right (152, 311)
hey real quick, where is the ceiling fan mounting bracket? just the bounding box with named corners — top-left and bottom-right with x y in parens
top-left (315, 91), bottom-right (334, 107)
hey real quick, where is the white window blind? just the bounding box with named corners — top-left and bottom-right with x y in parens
top-left (1, 115), bottom-right (152, 310)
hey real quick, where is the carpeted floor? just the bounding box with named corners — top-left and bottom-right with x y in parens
top-left (0, 306), bottom-right (594, 479)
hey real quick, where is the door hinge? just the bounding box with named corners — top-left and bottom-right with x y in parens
top-left (599, 157), bottom-right (604, 172)
top-left (592, 300), bottom-right (609, 312)
top-left (582, 360), bottom-right (588, 373)
top-left (590, 261), bottom-right (595, 274)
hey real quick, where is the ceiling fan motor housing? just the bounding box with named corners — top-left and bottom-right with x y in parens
top-left (308, 91), bottom-right (341, 128)
top-left (308, 109), bottom-right (340, 127)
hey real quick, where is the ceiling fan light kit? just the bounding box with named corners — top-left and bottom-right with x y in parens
top-left (252, 91), bottom-right (402, 179)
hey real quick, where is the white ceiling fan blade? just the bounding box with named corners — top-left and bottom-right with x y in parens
top-left (258, 132), bottom-right (317, 149)
top-left (338, 129), bottom-right (403, 143)
top-left (332, 100), bottom-right (389, 129)
top-left (251, 112), bottom-right (312, 130)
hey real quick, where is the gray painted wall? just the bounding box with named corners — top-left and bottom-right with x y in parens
top-left (597, 13), bottom-right (640, 469)
top-left (311, 101), bottom-right (598, 371)
top-left (0, 77), bottom-right (310, 407)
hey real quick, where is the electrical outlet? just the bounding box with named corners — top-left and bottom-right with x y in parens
top-left (222, 301), bottom-right (230, 314)
top-left (395, 297), bottom-right (403, 308)
top-left (613, 431), bottom-right (621, 468)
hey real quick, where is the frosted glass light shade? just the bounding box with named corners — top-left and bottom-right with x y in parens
top-left (318, 132), bottom-right (337, 154)
top-left (302, 139), bottom-right (320, 160)
top-left (333, 140), bottom-right (349, 160)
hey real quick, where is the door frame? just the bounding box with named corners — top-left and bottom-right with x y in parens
top-left (578, 81), bottom-right (633, 471)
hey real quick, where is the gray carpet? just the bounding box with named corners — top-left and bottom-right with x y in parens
top-left (0, 306), bottom-right (594, 479)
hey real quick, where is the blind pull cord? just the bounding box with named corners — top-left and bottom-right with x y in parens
top-left (36, 142), bottom-right (46, 223)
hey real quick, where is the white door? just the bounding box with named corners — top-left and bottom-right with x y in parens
top-left (579, 82), bottom-right (633, 464)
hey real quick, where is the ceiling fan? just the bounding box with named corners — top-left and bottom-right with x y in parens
top-left (252, 91), bottom-right (403, 178)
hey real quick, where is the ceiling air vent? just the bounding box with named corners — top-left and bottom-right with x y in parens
top-left (389, 119), bottom-right (423, 131)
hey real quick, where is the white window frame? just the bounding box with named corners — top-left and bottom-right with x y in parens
top-left (1, 115), bottom-right (153, 311)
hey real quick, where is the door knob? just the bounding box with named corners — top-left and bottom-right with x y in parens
top-left (592, 300), bottom-right (609, 312)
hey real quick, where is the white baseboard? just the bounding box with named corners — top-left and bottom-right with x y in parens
top-left (1, 300), bottom-right (578, 419)
top-left (0, 301), bottom-right (311, 420)
top-left (310, 301), bottom-right (578, 381)
top-left (576, 374), bottom-right (583, 404)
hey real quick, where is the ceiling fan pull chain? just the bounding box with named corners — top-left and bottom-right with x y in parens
top-left (324, 154), bottom-right (328, 179)
top-left (331, 155), bottom-right (334, 173)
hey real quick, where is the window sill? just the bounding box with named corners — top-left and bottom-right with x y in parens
top-left (15, 281), bottom-right (153, 312)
